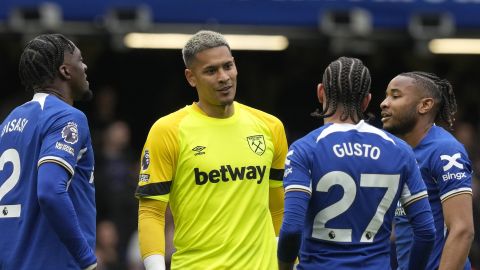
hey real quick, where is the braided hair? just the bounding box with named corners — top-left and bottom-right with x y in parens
top-left (312, 57), bottom-right (371, 123)
top-left (18, 33), bottom-right (75, 92)
top-left (399, 71), bottom-right (457, 129)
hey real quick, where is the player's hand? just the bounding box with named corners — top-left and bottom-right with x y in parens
top-left (278, 260), bottom-right (294, 270)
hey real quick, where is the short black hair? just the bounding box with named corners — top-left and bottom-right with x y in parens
top-left (18, 33), bottom-right (75, 92)
top-left (400, 71), bottom-right (457, 129)
top-left (312, 56), bottom-right (371, 123)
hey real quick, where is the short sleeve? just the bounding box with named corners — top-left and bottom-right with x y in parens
top-left (269, 119), bottom-right (288, 188)
top-left (431, 143), bottom-right (472, 202)
top-left (283, 141), bottom-right (312, 196)
top-left (135, 119), bottom-right (179, 201)
top-left (38, 111), bottom-right (89, 176)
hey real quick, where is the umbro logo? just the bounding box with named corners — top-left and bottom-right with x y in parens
top-left (192, 146), bottom-right (206, 156)
top-left (440, 153), bottom-right (463, 171)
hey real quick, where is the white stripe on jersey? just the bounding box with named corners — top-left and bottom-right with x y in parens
top-left (316, 120), bottom-right (395, 145)
top-left (285, 184), bottom-right (312, 194)
top-left (399, 185), bottom-right (428, 207)
top-left (77, 147), bottom-right (87, 162)
top-left (38, 155), bottom-right (74, 176)
top-left (31, 93), bottom-right (49, 110)
top-left (440, 187), bottom-right (472, 202)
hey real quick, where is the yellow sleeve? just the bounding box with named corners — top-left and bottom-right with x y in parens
top-left (270, 118), bottom-right (288, 188)
top-left (269, 186), bottom-right (284, 236)
top-left (138, 198), bottom-right (167, 259)
top-left (271, 119), bottom-right (288, 170)
top-left (265, 113), bottom-right (287, 233)
top-left (136, 112), bottom-right (183, 200)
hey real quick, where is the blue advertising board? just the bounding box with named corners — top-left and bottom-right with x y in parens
top-left (0, 0), bottom-right (479, 29)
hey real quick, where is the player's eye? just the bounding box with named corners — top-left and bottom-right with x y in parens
top-left (204, 68), bottom-right (216, 75)
top-left (224, 62), bottom-right (233, 70)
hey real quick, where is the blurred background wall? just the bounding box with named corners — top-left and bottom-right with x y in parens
top-left (0, 1), bottom-right (479, 269)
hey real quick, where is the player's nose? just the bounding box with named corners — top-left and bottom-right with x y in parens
top-left (380, 98), bottom-right (389, 109)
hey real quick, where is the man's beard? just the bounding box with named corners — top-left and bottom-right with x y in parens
top-left (383, 112), bottom-right (418, 136)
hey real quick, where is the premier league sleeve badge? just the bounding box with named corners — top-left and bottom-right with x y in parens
top-left (61, 122), bottom-right (79, 144)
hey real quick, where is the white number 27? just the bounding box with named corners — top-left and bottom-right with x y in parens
top-left (0, 149), bottom-right (21, 218)
top-left (313, 171), bottom-right (399, 243)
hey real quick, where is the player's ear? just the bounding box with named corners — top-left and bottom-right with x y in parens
top-left (418, 97), bottom-right (434, 115)
top-left (317, 83), bottom-right (325, 104)
top-left (185, 68), bottom-right (196, 87)
top-left (361, 93), bottom-right (372, 112)
top-left (58, 64), bottom-right (71, 80)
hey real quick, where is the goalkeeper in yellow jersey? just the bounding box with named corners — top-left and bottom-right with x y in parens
top-left (135, 30), bottom-right (288, 270)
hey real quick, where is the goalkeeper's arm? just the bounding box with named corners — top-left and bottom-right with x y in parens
top-left (139, 198), bottom-right (168, 270)
top-left (269, 186), bottom-right (284, 236)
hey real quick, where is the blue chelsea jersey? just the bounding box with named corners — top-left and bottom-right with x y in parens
top-left (283, 120), bottom-right (428, 270)
top-left (0, 93), bottom-right (95, 269)
top-left (394, 125), bottom-right (472, 270)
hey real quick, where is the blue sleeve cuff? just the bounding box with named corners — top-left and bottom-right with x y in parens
top-left (277, 191), bottom-right (310, 263)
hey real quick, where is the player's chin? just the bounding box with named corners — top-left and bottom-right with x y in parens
top-left (219, 96), bottom-right (235, 106)
top-left (381, 122), bottom-right (395, 132)
top-left (218, 92), bottom-right (235, 104)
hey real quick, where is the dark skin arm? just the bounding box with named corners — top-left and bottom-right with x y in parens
top-left (439, 193), bottom-right (474, 270)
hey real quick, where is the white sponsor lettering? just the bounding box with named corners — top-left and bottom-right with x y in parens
top-left (55, 142), bottom-right (75, 156)
top-left (442, 171), bottom-right (467, 181)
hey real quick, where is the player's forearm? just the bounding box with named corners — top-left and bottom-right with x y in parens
top-left (439, 226), bottom-right (474, 270)
top-left (277, 191), bottom-right (309, 267)
top-left (37, 163), bottom-right (96, 268)
top-left (439, 193), bottom-right (474, 270)
top-left (138, 199), bottom-right (167, 259)
top-left (269, 186), bottom-right (284, 235)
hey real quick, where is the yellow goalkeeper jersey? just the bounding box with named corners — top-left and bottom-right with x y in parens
top-left (136, 102), bottom-right (288, 270)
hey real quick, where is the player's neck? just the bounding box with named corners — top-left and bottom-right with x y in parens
top-left (324, 111), bottom-right (358, 125)
top-left (196, 101), bottom-right (234, 119)
top-left (401, 120), bottom-right (433, 148)
top-left (35, 87), bottom-right (73, 105)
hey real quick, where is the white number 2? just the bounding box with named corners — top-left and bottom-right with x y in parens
top-left (313, 171), bottom-right (399, 243)
top-left (0, 149), bottom-right (21, 218)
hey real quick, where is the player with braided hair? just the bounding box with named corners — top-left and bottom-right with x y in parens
top-left (18, 33), bottom-right (92, 101)
top-left (0, 34), bottom-right (96, 269)
top-left (278, 57), bottom-right (435, 270)
top-left (311, 57), bottom-right (371, 122)
top-left (382, 71), bottom-right (474, 270)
